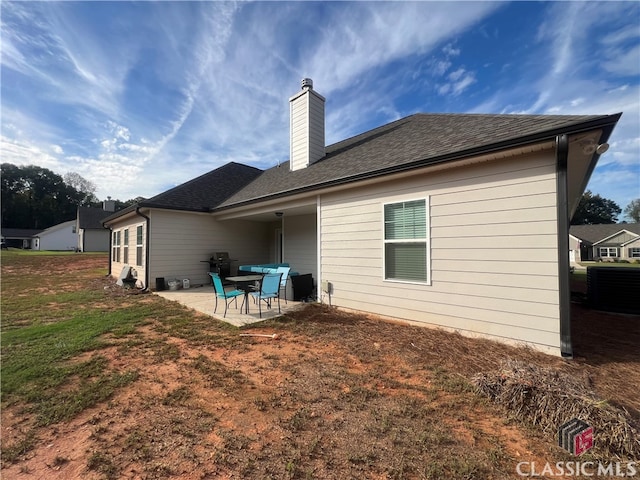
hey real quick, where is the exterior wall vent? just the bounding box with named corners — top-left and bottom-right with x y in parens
top-left (289, 78), bottom-right (325, 171)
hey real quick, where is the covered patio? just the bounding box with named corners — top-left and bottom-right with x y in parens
top-left (154, 285), bottom-right (305, 327)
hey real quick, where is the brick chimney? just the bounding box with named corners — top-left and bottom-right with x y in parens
top-left (289, 78), bottom-right (325, 171)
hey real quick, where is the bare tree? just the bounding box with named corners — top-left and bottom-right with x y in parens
top-left (63, 172), bottom-right (98, 205)
top-left (624, 199), bottom-right (640, 223)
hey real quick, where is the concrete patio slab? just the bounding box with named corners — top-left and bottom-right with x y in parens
top-left (154, 285), bottom-right (302, 327)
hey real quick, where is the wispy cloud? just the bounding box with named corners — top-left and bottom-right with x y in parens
top-left (0, 1), bottom-right (636, 211)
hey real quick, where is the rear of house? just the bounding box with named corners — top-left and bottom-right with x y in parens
top-left (103, 79), bottom-right (621, 357)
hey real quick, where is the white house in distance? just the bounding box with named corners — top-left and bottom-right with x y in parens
top-left (103, 79), bottom-right (621, 358)
top-left (35, 220), bottom-right (77, 251)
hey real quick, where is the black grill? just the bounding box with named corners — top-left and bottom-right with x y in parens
top-left (202, 252), bottom-right (236, 282)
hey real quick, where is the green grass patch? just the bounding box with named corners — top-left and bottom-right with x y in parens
top-left (2, 309), bottom-right (147, 399)
top-left (0, 253), bottom-right (158, 431)
top-left (0, 249), bottom-right (105, 257)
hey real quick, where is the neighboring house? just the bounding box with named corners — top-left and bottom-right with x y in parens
top-left (0, 228), bottom-right (42, 249)
top-left (104, 78), bottom-right (621, 357)
top-left (35, 220), bottom-right (77, 251)
top-left (570, 224), bottom-right (640, 261)
top-left (77, 200), bottom-right (115, 252)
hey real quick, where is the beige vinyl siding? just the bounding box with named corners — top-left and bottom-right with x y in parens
top-left (320, 150), bottom-right (562, 354)
top-left (283, 213), bottom-right (317, 280)
top-left (148, 210), bottom-right (270, 287)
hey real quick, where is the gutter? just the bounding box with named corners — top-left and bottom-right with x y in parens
top-left (556, 134), bottom-right (572, 358)
top-left (135, 206), bottom-right (151, 291)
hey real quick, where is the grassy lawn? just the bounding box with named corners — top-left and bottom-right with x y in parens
top-left (2, 252), bottom-right (638, 479)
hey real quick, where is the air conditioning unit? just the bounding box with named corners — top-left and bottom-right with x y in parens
top-left (587, 267), bottom-right (640, 314)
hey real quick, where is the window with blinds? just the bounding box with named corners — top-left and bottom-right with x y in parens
top-left (384, 199), bottom-right (429, 283)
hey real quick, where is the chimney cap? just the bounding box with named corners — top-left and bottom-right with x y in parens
top-left (301, 78), bottom-right (313, 90)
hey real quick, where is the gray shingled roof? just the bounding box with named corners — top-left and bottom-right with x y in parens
top-left (217, 112), bottom-right (620, 209)
top-left (142, 162), bottom-right (262, 211)
top-left (103, 162), bottom-right (262, 223)
top-left (78, 207), bottom-right (113, 229)
top-left (1, 228), bottom-right (42, 238)
top-left (570, 224), bottom-right (640, 244)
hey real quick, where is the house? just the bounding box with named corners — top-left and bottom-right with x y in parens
top-left (0, 228), bottom-right (42, 249)
top-left (77, 200), bottom-right (116, 252)
top-left (103, 78), bottom-right (621, 357)
top-left (35, 220), bottom-right (77, 251)
top-left (570, 224), bottom-right (640, 262)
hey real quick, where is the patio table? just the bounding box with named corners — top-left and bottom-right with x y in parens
top-left (226, 275), bottom-right (263, 314)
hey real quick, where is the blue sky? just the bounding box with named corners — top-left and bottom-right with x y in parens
top-left (1, 1), bottom-right (639, 218)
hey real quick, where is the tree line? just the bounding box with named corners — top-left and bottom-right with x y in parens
top-left (573, 190), bottom-right (639, 225)
top-left (1, 163), bottom-right (638, 230)
top-left (1, 163), bottom-right (144, 230)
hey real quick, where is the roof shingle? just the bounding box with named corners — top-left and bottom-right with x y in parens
top-left (218, 112), bottom-right (620, 208)
top-left (142, 162), bottom-right (262, 211)
top-left (78, 207), bottom-right (113, 229)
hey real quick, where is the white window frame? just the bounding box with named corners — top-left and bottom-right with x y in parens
top-left (599, 247), bottom-right (618, 258)
top-left (629, 247), bottom-right (640, 258)
top-left (123, 228), bottom-right (129, 264)
top-left (112, 230), bottom-right (121, 262)
top-left (382, 196), bottom-right (431, 285)
top-left (136, 225), bottom-right (144, 266)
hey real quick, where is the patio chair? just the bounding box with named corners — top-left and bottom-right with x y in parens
top-left (249, 272), bottom-right (282, 318)
top-left (209, 272), bottom-right (245, 318)
top-left (275, 266), bottom-right (291, 304)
